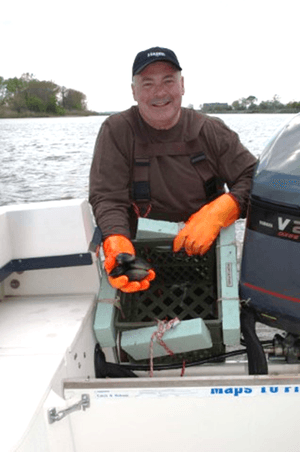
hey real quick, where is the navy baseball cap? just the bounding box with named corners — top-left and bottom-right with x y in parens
top-left (132, 47), bottom-right (182, 76)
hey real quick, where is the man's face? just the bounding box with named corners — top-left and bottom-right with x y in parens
top-left (132, 61), bottom-right (185, 130)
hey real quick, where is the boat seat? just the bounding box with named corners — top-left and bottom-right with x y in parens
top-left (0, 199), bottom-right (100, 298)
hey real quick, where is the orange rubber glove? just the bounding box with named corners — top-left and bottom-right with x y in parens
top-left (173, 194), bottom-right (240, 256)
top-left (103, 235), bottom-right (155, 293)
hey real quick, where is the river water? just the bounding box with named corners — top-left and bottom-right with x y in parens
top-left (0, 113), bottom-right (294, 208)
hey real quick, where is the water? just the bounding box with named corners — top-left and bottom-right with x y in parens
top-left (0, 115), bottom-right (105, 206)
top-left (0, 113), bottom-right (294, 207)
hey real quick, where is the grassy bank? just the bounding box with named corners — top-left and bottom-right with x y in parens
top-left (0, 106), bottom-right (100, 119)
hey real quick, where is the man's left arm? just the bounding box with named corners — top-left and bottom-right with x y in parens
top-left (173, 120), bottom-right (257, 255)
top-left (217, 127), bottom-right (257, 218)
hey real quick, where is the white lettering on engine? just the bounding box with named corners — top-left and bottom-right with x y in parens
top-left (292, 220), bottom-right (300, 234)
top-left (259, 221), bottom-right (273, 228)
top-left (278, 217), bottom-right (291, 231)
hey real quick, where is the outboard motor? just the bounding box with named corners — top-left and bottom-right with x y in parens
top-left (240, 113), bottom-right (300, 335)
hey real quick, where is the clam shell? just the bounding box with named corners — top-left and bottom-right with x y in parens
top-left (109, 255), bottom-right (152, 281)
top-left (125, 268), bottom-right (149, 281)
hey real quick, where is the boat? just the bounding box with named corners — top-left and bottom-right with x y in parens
top-left (1, 114), bottom-right (300, 451)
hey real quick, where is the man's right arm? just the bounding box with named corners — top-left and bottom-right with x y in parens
top-left (89, 117), bottom-right (133, 239)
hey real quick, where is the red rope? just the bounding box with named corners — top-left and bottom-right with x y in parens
top-left (149, 318), bottom-right (180, 377)
top-left (180, 360), bottom-right (186, 377)
top-left (132, 202), bottom-right (152, 218)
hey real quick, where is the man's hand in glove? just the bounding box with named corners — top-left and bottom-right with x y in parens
top-left (103, 235), bottom-right (155, 293)
top-left (173, 194), bottom-right (240, 256)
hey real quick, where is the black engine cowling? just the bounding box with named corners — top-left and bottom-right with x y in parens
top-left (240, 114), bottom-right (300, 335)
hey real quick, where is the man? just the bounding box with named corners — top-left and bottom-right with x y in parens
top-left (89, 46), bottom-right (257, 293)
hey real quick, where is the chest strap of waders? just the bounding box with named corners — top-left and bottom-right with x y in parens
top-left (132, 157), bottom-right (152, 218)
top-left (190, 152), bottom-right (225, 201)
top-left (132, 151), bottom-right (224, 218)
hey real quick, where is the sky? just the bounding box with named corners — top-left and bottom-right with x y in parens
top-left (1, 0), bottom-right (299, 112)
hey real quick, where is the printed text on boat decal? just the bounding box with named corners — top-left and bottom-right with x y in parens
top-left (94, 385), bottom-right (300, 400)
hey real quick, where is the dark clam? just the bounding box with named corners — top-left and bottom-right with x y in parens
top-left (109, 266), bottom-right (126, 277)
top-left (124, 268), bottom-right (149, 281)
top-left (115, 253), bottom-right (135, 265)
top-left (131, 257), bottom-right (152, 271)
top-left (109, 254), bottom-right (152, 281)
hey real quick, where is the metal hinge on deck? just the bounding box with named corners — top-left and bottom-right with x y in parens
top-left (48, 394), bottom-right (90, 424)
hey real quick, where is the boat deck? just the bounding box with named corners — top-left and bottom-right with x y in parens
top-left (0, 294), bottom-right (96, 452)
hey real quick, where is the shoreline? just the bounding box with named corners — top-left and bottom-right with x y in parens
top-left (0, 108), bottom-right (101, 119)
top-left (0, 108), bottom-right (298, 120)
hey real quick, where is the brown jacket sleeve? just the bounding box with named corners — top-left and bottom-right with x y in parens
top-left (89, 112), bottom-right (134, 239)
top-left (200, 115), bottom-right (257, 217)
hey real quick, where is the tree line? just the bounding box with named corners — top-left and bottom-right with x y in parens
top-left (0, 73), bottom-right (88, 116)
top-left (196, 95), bottom-right (300, 114)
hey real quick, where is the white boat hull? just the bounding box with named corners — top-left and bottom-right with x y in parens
top-left (1, 199), bottom-right (299, 452)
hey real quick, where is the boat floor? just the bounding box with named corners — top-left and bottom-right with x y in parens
top-left (0, 294), bottom-right (96, 452)
top-left (2, 294), bottom-right (300, 452)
